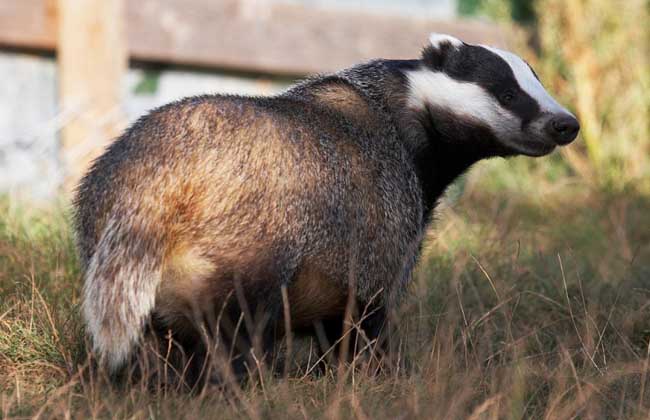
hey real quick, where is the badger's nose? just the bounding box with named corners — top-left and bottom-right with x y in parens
top-left (545, 114), bottom-right (580, 145)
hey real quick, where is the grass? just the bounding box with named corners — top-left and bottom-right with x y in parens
top-left (1, 0), bottom-right (649, 417)
top-left (1, 183), bottom-right (649, 418)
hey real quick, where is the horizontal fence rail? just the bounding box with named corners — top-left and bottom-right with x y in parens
top-left (0, 0), bottom-right (507, 75)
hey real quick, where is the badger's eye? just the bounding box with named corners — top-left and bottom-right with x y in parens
top-left (500, 91), bottom-right (516, 103)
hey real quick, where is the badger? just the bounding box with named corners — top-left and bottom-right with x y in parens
top-left (74, 33), bottom-right (579, 384)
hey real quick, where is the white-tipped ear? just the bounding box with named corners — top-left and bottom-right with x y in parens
top-left (429, 33), bottom-right (463, 49)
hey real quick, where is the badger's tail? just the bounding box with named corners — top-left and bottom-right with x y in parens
top-left (82, 214), bottom-right (165, 372)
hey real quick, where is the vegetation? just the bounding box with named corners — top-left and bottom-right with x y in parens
top-left (1, 0), bottom-right (648, 417)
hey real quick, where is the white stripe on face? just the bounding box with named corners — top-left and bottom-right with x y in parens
top-left (406, 69), bottom-right (518, 135)
top-left (482, 46), bottom-right (572, 116)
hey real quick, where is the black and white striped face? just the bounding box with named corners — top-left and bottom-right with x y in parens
top-left (406, 33), bottom-right (580, 156)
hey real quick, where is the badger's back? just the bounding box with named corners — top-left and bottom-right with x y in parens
top-left (76, 96), bottom-right (313, 263)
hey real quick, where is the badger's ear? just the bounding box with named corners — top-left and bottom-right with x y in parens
top-left (428, 33), bottom-right (463, 50)
top-left (422, 33), bottom-right (463, 70)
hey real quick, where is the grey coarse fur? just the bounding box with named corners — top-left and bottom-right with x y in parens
top-left (74, 58), bottom-right (483, 373)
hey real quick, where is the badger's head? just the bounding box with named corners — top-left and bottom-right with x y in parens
top-left (405, 33), bottom-right (579, 157)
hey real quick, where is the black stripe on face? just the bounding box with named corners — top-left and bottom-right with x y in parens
top-left (422, 44), bottom-right (541, 128)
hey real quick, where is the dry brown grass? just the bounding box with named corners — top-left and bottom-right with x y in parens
top-left (1, 185), bottom-right (649, 419)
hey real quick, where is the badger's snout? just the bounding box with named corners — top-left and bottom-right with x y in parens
top-left (544, 114), bottom-right (580, 145)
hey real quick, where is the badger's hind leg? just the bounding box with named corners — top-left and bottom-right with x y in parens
top-left (144, 248), bottom-right (218, 389)
top-left (209, 274), bottom-right (287, 383)
top-left (142, 311), bottom-right (207, 390)
top-left (153, 247), bottom-right (296, 388)
top-left (316, 300), bottom-right (389, 373)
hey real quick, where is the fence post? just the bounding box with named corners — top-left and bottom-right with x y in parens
top-left (58, 0), bottom-right (127, 195)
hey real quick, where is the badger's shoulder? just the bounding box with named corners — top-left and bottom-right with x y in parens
top-left (283, 75), bottom-right (377, 123)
